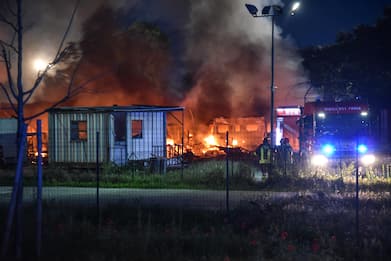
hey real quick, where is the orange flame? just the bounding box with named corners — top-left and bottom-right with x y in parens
top-left (166, 138), bottom-right (175, 146)
top-left (204, 135), bottom-right (218, 147)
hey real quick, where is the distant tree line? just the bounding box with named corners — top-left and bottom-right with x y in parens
top-left (301, 5), bottom-right (391, 110)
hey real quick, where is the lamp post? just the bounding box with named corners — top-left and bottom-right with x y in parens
top-left (245, 2), bottom-right (300, 147)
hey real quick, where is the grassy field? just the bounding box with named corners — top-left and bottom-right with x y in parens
top-left (1, 160), bottom-right (391, 260)
top-left (1, 192), bottom-right (391, 260)
top-left (1, 159), bottom-right (391, 192)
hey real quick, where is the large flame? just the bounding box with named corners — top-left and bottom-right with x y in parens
top-left (166, 138), bottom-right (175, 146)
top-left (204, 135), bottom-right (218, 147)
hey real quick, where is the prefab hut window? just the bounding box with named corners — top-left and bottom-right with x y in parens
top-left (131, 120), bottom-right (143, 138)
top-left (71, 120), bottom-right (87, 141)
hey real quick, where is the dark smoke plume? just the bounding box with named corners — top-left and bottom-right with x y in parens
top-left (14, 0), bottom-right (309, 128)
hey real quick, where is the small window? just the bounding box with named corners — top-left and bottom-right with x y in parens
top-left (132, 120), bottom-right (143, 138)
top-left (71, 121), bottom-right (87, 141)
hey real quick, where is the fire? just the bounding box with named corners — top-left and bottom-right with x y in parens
top-left (232, 139), bottom-right (238, 146)
top-left (166, 138), bottom-right (175, 146)
top-left (204, 135), bottom-right (218, 147)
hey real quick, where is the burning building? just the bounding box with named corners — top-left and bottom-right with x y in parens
top-left (193, 116), bottom-right (266, 156)
top-left (0, 1), bottom-right (309, 164)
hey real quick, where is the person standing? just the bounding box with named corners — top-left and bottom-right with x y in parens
top-left (255, 138), bottom-right (272, 176)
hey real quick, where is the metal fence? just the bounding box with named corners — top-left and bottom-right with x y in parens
top-left (2, 118), bottom-right (391, 260)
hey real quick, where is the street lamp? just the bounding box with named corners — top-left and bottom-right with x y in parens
top-left (245, 2), bottom-right (300, 147)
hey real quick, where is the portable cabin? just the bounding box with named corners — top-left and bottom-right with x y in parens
top-left (48, 105), bottom-right (184, 170)
top-left (0, 118), bottom-right (18, 166)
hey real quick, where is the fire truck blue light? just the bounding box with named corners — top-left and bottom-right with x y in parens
top-left (357, 144), bottom-right (368, 153)
top-left (317, 112), bottom-right (326, 118)
top-left (322, 144), bottom-right (335, 155)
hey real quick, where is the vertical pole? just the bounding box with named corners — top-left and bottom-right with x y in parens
top-left (96, 132), bottom-right (100, 226)
top-left (181, 109), bottom-right (184, 179)
top-left (231, 155), bottom-right (234, 178)
top-left (1, 124), bottom-right (26, 257)
top-left (355, 138), bottom-right (359, 250)
top-left (36, 120), bottom-right (43, 258)
top-left (270, 15), bottom-right (275, 149)
top-left (16, 123), bottom-right (27, 259)
top-left (226, 131), bottom-right (229, 214)
top-left (2, 123), bottom-right (26, 258)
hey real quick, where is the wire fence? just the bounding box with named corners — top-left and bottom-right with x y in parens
top-left (2, 120), bottom-right (391, 259)
top-left (1, 150), bottom-right (391, 259)
top-left (1, 152), bottom-right (391, 208)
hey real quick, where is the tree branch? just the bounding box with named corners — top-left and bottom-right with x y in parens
top-left (24, 67), bottom-right (114, 121)
top-left (0, 40), bottom-right (18, 53)
top-left (5, 0), bottom-right (17, 17)
top-left (0, 83), bottom-right (17, 114)
top-left (53, 0), bottom-right (80, 63)
top-left (23, 0), bottom-right (80, 104)
top-left (0, 12), bottom-right (17, 31)
top-left (1, 47), bottom-right (17, 99)
top-left (23, 44), bottom-right (77, 104)
top-left (23, 65), bottom-right (51, 104)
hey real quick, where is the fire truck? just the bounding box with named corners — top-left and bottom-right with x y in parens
top-left (300, 100), bottom-right (376, 166)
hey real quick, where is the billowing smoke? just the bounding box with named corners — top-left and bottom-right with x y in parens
top-left (21, 0), bottom-right (138, 88)
top-left (2, 0), bottom-right (309, 131)
top-left (182, 0), bottom-right (308, 129)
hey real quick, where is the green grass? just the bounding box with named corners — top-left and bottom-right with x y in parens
top-left (1, 159), bottom-right (391, 193)
top-left (0, 160), bottom-right (258, 190)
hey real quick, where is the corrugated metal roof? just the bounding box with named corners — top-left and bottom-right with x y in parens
top-left (49, 105), bottom-right (184, 113)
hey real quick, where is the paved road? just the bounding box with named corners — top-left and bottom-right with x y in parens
top-left (0, 186), bottom-right (313, 210)
top-left (1, 186), bottom-right (386, 210)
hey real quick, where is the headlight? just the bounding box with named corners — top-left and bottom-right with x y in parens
top-left (321, 144), bottom-right (335, 156)
top-left (311, 154), bottom-right (328, 166)
top-left (360, 154), bottom-right (375, 166)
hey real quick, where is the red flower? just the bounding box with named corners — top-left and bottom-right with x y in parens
top-left (312, 239), bottom-right (320, 253)
top-left (280, 231), bottom-right (288, 240)
top-left (287, 244), bottom-right (296, 252)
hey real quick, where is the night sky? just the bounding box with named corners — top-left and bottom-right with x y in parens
top-left (280, 0), bottom-right (391, 47)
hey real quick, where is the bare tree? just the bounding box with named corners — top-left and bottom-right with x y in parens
top-left (0, 0), bottom-right (93, 258)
